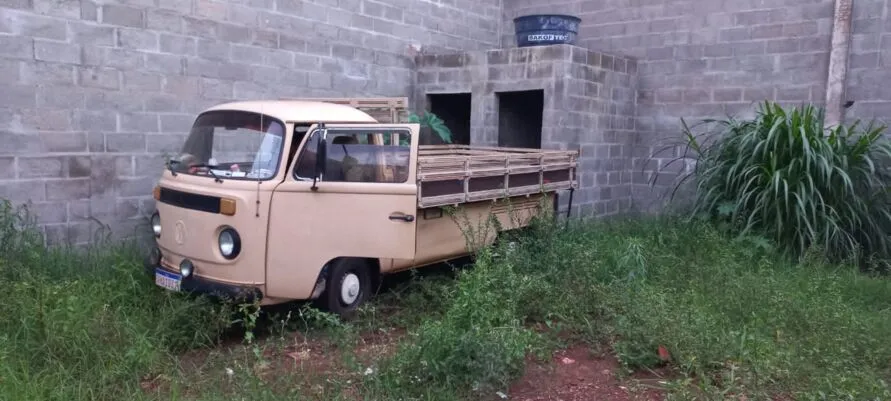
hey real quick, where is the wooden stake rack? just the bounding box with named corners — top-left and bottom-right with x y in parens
top-left (416, 145), bottom-right (579, 208)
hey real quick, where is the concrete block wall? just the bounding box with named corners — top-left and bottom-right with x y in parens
top-left (0, 0), bottom-right (501, 245)
top-left (845, 0), bottom-right (891, 125)
top-left (502, 0), bottom-right (883, 212)
top-left (414, 44), bottom-right (637, 217)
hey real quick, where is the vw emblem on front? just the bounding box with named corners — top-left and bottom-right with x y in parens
top-left (174, 220), bottom-right (186, 245)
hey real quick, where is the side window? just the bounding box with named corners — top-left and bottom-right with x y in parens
top-left (294, 130), bottom-right (320, 179)
top-left (294, 128), bottom-right (411, 183)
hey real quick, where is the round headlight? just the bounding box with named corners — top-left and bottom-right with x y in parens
top-left (151, 212), bottom-right (161, 237)
top-left (218, 228), bottom-right (240, 259)
top-left (179, 259), bottom-right (194, 278)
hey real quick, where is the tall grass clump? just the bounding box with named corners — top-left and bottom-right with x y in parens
top-left (366, 210), bottom-right (891, 399)
top-left (0, 200), bottom-right (234, 401)
top-left (662, 101), bottom-right (891, 263)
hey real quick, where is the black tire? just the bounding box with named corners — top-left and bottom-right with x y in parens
top-left (319, 258), bottom-right (372, 318)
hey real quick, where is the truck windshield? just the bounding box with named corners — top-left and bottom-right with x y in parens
top-left (170, 110), bottom-right (285, 181)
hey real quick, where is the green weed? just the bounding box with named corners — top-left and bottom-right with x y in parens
top-left (0, 200), bottom-right (234, 401)
top-left (3, 194), bottom-right (891, 401)
top-left (656, 101), bottom-right (891, 264)
top-left (362, 211), bottom-right (891, 400)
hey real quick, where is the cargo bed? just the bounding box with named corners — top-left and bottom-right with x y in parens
top-left (416, 144), bottom-right (578, 208)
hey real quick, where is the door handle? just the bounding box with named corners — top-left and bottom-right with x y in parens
top-left (389, 213), bottom-right (415, 222)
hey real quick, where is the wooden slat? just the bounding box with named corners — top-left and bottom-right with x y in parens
top-left (417, 144), bottom-right (579, 208)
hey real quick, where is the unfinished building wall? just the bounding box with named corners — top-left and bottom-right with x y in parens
top-left (414, 44), bottom-right (637, 217)
top-left (502, 0), bottom-right (867, 213)
top-left (0, 0), bottom-right (501, 245)
top-left (844, 0), bottom-right (891, 125)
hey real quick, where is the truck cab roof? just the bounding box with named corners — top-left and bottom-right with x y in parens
top-left (201, 100), bottom-right (380, 124)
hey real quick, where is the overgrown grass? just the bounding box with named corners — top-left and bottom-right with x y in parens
top-left (361, 213), bottom-right (891, 399)
top-left (3, 195), bottom-right (891, 400)
top-left (0, 200), bottom-right (235, 401)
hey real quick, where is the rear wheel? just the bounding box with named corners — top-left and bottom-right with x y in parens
top-left (319, 258), bottom-right (372, 318)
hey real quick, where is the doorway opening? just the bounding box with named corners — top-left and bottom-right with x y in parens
top-left (496, 89), bottom-right (543, 149)
top-left (426, 93), bottom-right (471, 145)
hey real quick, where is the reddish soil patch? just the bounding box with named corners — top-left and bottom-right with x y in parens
top-left (151, 327), bottom-right (674, 401)
top-left (502, 346), bottom-right (668, 401)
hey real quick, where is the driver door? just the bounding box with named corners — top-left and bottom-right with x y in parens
top-left (265, 123), bottom-right (419, 300)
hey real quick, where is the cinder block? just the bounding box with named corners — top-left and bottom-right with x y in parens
top-left (46, 178), bottom-right (91, 200)
top-left (106, 133), bottom-right (147, 152)
top-left (767, 38), bottom-right (800, 54)
top-left (144, 94), bottom-right (183, 112)
top-left (307, 71), bottom-right (332, 89)
top-left (146, 133), bottom-right (187, 153)
top-left (73, 110), bottom-right (117, 132)
top-left (160, 34), bottom-right (197, 55)
top-left (144, 53), bottom-right (183, 75)
top-left (20, 109), bottom-right (71, 131)
top-left (194, 0), bottom-right (228, 20)
top-left (117, 176), bottom-right (154, 198)
top-left (118, 28), bottom-right (159, 52)
top-left (147, 9), bottom-right (183, 33)
top-left (252, 29), bottom-right (278, 48)
top-left (0, 156), bottom-right (14, 179)
top-left (0, 84), bottom-right (36, 108)
top-left (122, 70), bottom-right (162, 92)
top-left (231, 44), bottom-right (265, 64)
top-left (68, 156), bottom-right (91, 178)
top-left (18, 156), bottom-right (64, 179)
top-left (28, 202), bottom-right (70, 224)
top-left (120, 113), bottom-right (159, 133)
top-left (0, 179), bottom-right (46, 202)
top-left (184, 16), bottom-right (218, 38)
top-left (39, 132), bottom-right (88, 153)
top-left (218, 23), bottom-right (252, 45)
top-left (34, 40), bottom-right (81, 64)
top-left (101, 5), bottom-right (145, 28)
top-left (159, 114), bottom-right (194, 133)
top-left (77, 66), bottom-right (120, 90)
top-left (85, 90), bottom-right (144, 112)
top-left (69, 22), bottom-right (115, 46)
top-left (17, 12), bottom-right (68, 40)
top-left (197, 38), bottom-right (231, 61)
top-left (102, 48), bottom-right (145, 69)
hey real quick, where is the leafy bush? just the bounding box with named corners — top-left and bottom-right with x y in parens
top-left (408, 111), bottom-right (453, 144)
top-left (661, 101), bottom-right (891, 263)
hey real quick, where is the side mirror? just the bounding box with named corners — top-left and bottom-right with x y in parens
top-left (315, 139), bottom-right (327, 177)
top-left (311, 129), bottom-right (327, 191)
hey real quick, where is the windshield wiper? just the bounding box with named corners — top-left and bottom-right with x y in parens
top-left (189, 163), bottom-right (224, 183)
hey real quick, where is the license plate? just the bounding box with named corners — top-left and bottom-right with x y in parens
top-left (155, 268), bottom-right (181, 292)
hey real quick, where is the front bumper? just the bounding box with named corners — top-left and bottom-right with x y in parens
top-left (143, 249), bottom-right (261, 303)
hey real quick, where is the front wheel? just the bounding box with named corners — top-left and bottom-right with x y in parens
top-left (319, 258), bottom-right (372, 318)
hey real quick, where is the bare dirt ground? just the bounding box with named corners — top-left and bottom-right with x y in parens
top-left (149, 328), bottom-right (671, 401)
top-left (148, 327), bottom-right (673, 401)
top-left (498, 346), bottom-right (668, 401)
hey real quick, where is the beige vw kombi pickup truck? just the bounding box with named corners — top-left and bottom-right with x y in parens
top-left (144, 97), bottom-right (578, 315)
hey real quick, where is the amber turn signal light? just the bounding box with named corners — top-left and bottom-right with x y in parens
top-left (220, 198), bottom-right (236, 216)
top-left (152, 186), bottom-right (161, 200)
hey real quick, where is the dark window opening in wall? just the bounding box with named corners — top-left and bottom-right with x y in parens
top-left (496, 89), bottom-right (543, 149)
top-left (426, 93), bottom-right (471, 145)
